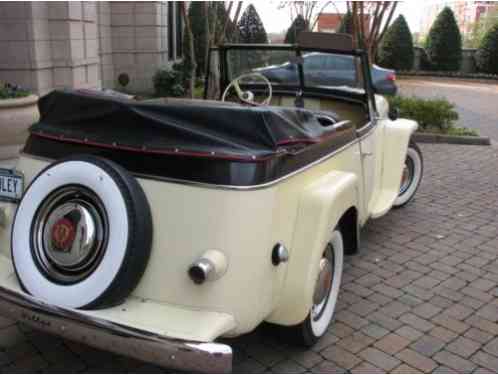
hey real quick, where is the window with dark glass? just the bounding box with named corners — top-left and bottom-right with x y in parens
top-left (168, 2), bottom-right (174, 60)
top-left (175, 2), bottom-right (183, 58)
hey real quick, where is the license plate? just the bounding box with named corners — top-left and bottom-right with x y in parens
top-left (0, 169), bottom-right (23, 202)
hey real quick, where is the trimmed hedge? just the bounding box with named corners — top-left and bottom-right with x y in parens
top-left (386, 95), bottom-right (459, 132)
top-left (425, 7), bottom-right (462, 71)
top-left (377, 15), bottom-right (414, 70)
top-left (397, 70), bottom-right (498, 81)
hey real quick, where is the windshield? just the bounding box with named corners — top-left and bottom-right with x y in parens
top-left (225, 47), bottom-right (365, 92)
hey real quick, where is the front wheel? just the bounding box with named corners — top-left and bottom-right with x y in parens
top-left (393, 141), bottom-right (423, 208)
top-left (286, 229), bottom-right (344, 347)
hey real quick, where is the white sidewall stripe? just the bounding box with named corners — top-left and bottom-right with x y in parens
top-left (12, 161), bottom-right (129, 308)
top-left (394, 147), bottom-right (422, 207)
top-left (310, 230), bottom-right (344, 337)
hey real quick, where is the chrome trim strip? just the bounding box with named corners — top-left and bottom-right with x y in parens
top-left (21, 125), bottom-right (374, 191)
top-left (0, 286), bottom-right (232, 373)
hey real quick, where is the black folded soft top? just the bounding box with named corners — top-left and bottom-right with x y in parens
top-left (30, 90), bottom-right (340, 162)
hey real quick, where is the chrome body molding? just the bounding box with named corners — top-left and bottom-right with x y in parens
top-left (0, 286), bottom-right (232, 373)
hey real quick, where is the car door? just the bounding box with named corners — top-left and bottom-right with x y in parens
top-left (357, 88), bottom-right (383, 216)
top-left (358, 118), bottom-right (383, 216)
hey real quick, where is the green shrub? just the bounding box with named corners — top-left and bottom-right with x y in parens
top-left (285, 15), bottom-right (308, 44)
top-left (377, 15), bottom-right (414, 70)
top-left (475, 23), bottom-right (498, 74)
top-left (387, 95), bottom-right (459, 132)
top-left (425, 7), bottom-right (462, 71)
top-left (419, 48), bottom-right (433, 70)
top-left (0, 83), bottom-right (30, 99)
top-left (152, 66), bottom-right (185, 97)
top-left (397, 70), bottom-right (498, 80)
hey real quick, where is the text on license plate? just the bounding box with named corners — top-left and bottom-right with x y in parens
top-left (0, 170), bottom-right (23, 202)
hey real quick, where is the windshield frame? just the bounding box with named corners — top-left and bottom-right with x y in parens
top-left (205, 43), bottom-right (377, 113)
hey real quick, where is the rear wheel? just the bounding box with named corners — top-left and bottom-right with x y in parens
top-left (393, 141), bottom-right (423, 208)
top-left (286, 229), bottom-right (344, 346)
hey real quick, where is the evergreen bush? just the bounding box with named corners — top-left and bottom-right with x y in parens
top-left (475, 23), bottom-right (498, 74)
top-left (284, 15), bottom-right (308, 44)
top-left (237, 4), bottom-right (268, 44)
top-left (425, 7), bottom-right (462, 71)
top-left (377, 15), bottom-right (414, 70)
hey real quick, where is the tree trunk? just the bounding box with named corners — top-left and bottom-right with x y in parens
top-left (204, 3), bottom-right (211, 78)
top-left (180, 3), bottom-right (196, 98)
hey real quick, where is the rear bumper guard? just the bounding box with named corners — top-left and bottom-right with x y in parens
top-left (0, 286), bottom-right (232, 373)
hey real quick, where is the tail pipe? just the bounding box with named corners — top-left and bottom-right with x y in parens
top-left (188, 250), bottom-right (228, 285)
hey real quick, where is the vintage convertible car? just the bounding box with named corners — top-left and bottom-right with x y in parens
top-left (0, 33), bottom-right (423, 373)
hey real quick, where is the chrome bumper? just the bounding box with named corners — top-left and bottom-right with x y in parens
top-left (0, 286), bottom-right (232, 373)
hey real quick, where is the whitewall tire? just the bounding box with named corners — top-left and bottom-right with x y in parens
top-left (11, 156), bottom-right (153, 309)
top-left (286, 229), bottom-right (344, 346)
top-left (393, 141), bottom-right (423, 208)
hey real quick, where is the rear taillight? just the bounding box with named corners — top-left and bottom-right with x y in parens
top-left (387, 73), bottom-right (396, 82)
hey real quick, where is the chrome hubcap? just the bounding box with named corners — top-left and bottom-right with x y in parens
top-left (400, 157), bottom-right (414, 195)
top-left (312, 244), bottom-right (334, 321)
top-left (32, 187), bottom-right (107, 284)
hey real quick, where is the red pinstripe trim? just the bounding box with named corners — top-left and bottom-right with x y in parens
top-left (31, 127), bottom-right (346, 163)
top-left (31, 132), bottom-right (274, 163)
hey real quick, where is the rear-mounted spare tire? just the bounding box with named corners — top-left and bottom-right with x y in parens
top-left (11, 155), bottom-right (153, 309)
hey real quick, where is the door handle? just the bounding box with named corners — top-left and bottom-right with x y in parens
top-left (361, 151), bottom-right (373, 158)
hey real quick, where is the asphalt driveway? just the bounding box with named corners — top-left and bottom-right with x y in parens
top-left (399, 79), bottom-right (498, 142)
top-left (0, 143), bottom-right (498, 373)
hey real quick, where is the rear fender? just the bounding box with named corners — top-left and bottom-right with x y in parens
top-left (370, 118), bottom-right (417, 218)
top-left (267, 170), bottom-right (359, 325)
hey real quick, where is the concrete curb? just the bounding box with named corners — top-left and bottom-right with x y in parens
top-left (413, 133), bottom-right (491, 146)
top-left (398, 75), bottom-right (498, 85)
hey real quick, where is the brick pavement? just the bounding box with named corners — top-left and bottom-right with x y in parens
top-left (0, 143), bottom-right (498, 373)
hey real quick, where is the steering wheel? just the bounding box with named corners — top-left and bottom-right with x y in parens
top-left (222, 72), bottom-right (272, 106)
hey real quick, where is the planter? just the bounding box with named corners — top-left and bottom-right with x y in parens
top-left (0, 95), bottom-right (39, 160)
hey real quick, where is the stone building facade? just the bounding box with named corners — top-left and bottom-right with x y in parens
top-left (0, 1), bottom-right (183, 96)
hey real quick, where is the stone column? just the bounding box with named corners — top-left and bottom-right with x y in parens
top-left (0, 1), bottom-right (101, 95)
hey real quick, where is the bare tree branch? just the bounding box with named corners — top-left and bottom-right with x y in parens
top-left (218, 1), bottom-right (234, 43)
top-left (351, 2), bottom-right (359, 48)
top-left (369, 2), bottom-right (382, 37)
top-left (310, 1), bottom-right (332, 31)
top-left (359, 2), bottom-right (366, 44)
top-left (376, 1), bottom-right (398, 44)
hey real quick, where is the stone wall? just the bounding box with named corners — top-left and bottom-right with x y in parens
top-left (0, 1), bottom-right (181, 95)
top-left (413, 46), bottom-right (478, 73)
top-left (0, 2), bottom-right (100, 96)
top-left (109, 1), bottom-right (180, 93)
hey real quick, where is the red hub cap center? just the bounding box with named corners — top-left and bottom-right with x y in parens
top-left (51, 217), bottom-right (76, 252)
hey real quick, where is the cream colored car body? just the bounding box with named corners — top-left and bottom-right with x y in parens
top-left (0, 95), bottom-right (416, 343)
